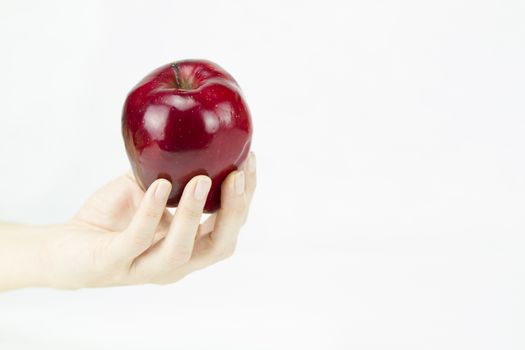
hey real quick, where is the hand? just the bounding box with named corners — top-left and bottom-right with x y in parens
top-left (40, 153), bottom-right (256, 289)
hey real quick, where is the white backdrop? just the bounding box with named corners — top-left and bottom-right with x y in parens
top-left (1, 1), bottom-right (524, 349)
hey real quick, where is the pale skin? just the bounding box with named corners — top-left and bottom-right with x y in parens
top-left (0, 153), bottom-right (256, 291)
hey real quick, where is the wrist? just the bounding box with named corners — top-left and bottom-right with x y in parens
top-left (35, 224), bottom-right (69, 290)
top-left (0, 222), bottom-right (57, 291)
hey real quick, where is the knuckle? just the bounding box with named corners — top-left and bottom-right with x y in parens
top-left (100, 240), bottom-right (128, 266)
top-left (121, 229), bottom-right (151, 251)
top-left (164, 247), bottom-right (192, 266)
top-left (130, 234), bottom-right (150, 248)
top-left (212, 244), bottom-right (236, 261)
top-left (107, 254), bottom-right (130, 271)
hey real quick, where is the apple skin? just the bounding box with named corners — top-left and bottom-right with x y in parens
top-left (122, 59), bottom-right (252, 213)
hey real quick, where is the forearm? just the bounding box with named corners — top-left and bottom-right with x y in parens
top-left (0, 222), bottom-right (51, 291)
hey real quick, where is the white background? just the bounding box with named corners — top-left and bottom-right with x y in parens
top-left (0, 0), bottom-right (524, 349)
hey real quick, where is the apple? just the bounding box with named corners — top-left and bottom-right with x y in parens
top-left (121, 59), bottom-right (253, 213)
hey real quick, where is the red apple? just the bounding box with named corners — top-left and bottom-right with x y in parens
top-left (122, 59), bottom-right (252, 213)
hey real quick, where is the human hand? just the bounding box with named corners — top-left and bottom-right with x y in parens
top-left (40, 153), bottom-right (256, 289)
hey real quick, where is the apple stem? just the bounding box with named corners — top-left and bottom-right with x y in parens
top-left (172, 63), bottom-right (182, 89)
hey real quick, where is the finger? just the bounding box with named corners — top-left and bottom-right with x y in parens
top-left (113, 179), bottom-right (171, 260)
top-left (183, 171), bottom-right (246, 273)
top-left (243, 152), bottom-right (257, 223)
top-left (209, 170), bottom-right (246, 256)
top-left (160, 175), bottom-right (211, 265)
top-left (196, 153), bottom-right (254, 236)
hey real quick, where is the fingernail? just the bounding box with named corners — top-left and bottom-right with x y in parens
top-left (235, 171), bottom-right (245, 195)
top-left (247, 153), bottom-right (256, 173)
top-left (155, 180), bottom-right (171, 201)
top-left (194, 177), bottom-right (212, 200)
